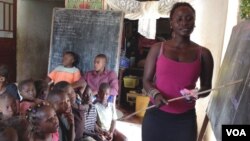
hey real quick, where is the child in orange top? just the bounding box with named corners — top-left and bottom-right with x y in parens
top-left (47, 51), bottom-right (81, 84)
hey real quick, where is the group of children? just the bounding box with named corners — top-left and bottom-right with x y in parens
top-left (0, 52), bottom-right (127, 141)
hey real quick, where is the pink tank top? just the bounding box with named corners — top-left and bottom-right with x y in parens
top-left (152, 44), bottom-right (201, 114)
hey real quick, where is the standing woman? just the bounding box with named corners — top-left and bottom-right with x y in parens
top-left (142, 2), bottom-right (214, 141)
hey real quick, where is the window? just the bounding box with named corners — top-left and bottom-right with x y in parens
top-left (0, 0), bottom-right (14, 38)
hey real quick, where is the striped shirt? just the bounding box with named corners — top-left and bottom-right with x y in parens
top-left (48, 65), bottom-right (81, 84)
top-left (84, 104), bottom-right (97, 133)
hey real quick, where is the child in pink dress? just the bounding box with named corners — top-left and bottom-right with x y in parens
top-left (18, 79), bottom-right (41, 115)
top-left (26, 102), bottom-right (59, 141)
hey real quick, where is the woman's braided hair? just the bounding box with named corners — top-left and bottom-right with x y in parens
top-left (170, 2), bottom-right (195, 20)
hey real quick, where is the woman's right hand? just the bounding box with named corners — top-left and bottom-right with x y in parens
top-left (154, 94), bottom-right (168, 108)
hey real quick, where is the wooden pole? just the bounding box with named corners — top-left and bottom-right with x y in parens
top-left (118, 79), bottom-right (244, 121)
top-left (197, 115), bottom-right (209, 141)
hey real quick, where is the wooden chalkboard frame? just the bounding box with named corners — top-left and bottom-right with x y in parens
top-left (48, 8), bottom-right (124, 75)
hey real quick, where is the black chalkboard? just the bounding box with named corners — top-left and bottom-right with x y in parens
top-left (207, 21), bottom-right (250, 141)
top-left (48, 8), bottom-right (124, 74)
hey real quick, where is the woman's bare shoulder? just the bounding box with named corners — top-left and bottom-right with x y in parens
top-left (148, 42), bottom-right (164, 56)
top-left (192, 42), bottom-right (213, 60)
top-left (192, 42), bottom-right (211, 53)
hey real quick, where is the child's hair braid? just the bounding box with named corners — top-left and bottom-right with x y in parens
top-left (25, 102), bottom-right (50, 133)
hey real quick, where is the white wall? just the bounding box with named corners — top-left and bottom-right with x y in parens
top-left (221, 0), bottom-right (240, 64)
top-left (190, 0), bottom-right (238, 140)
top-left (192, 0), bottom-right (228, 78)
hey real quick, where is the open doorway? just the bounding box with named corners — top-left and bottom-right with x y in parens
top-left (119, 18), bottom-right (171, 108)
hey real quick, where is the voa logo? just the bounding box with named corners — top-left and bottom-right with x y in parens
top-left (226, 129), bottom-right (247, 136)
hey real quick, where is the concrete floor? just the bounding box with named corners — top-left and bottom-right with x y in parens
top-left (116, 98), bottom-right (217, 141)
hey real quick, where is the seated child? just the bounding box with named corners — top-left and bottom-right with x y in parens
top-left (82, 87), bottom-right (101, 141)
top-left (26, 102), bottom-right (59, 141)
top-left (0, 65), bottom-right (20, 100)
top-left (73, 54), bottom-right (118, 104)
top-left (18, 79), bottom-right (41, 115)
top-left (47, 51), bottom-right (81, 84)
top-left (0, 121), bottom-right (18, 141)
top-left (53, 81), bottom-right (86, 141)
top-left (0, 116), bottom-right (29, 141)
top-left (0, 92), bottom-right (18, 120)
top-left (47, 89), bottom-right (75, 141)
top-left (53, 81), bottom-right (80, 105)
top-left (95, 83), bottom-right (127, 141)
top-left (34, 79), bottom-right (49, 100)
